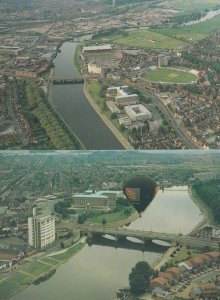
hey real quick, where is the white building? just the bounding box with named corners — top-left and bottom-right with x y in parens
top-left (28, 208), bottom-right (55, 249)
top-left (72, 190), bottom-right (119, 211)
top-left (158, 54), bottom-right (169, 68)
top-left (107, 86), bottom-right (139, 107)
top-left (82, 44), bottom-right (112, 53)
top-left (124, 104), bottom-right (152, 121)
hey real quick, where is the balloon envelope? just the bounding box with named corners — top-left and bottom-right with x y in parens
top-left (123, 175), bottom-right (158, 214)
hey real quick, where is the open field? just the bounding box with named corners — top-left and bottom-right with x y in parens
top-left (85, 53), bottom-right (118, 61)
top-left (143, 68), bottom-right (197, 84)
top-left (105, 30), bottom-right (187, 49)
top-left (164, 0), bottom-right (220, 11)
top-left (0, 272), bottom-right (32, 299)
top-left (50, 242), bottom-right (85, 262)
top-left (23, 261), bottom-right (51, 277)
top-left (182, 14), bottom-right (220, 34)
top-left (85, 208), bottom-right (134, 224)
top-left (40, 257), bottom-right (59, 266)
top-left (151, 28), bottom-right (207, 42)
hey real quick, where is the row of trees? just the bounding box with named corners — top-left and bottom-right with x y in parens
top-left (26, 82), bottom-right (82, 149)
top-left (129, 261), bottom-right (155, 294)
top-left (182, 52), bottom-right (220, 74)
top-left (192, 179), bottom-right (220, 225)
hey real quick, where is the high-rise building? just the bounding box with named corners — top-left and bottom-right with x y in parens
top-left (28, 208), bottom-right (55, 249)
top-left (158, 54), bottom-right (169, 68)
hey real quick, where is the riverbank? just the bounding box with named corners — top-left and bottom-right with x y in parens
top-left (188, 186), bottom-right (214, 230)
top-left (83, 81), bottom-right (133, 150)
top-left (47, 69), bottom-right (86, 150)
top-left (0, 240), bottom-right (86, 300)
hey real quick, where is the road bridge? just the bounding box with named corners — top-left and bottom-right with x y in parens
top-left (81, 228), bottom-right (220, 250)
top-left (51, 77), bottom-right (84, 85)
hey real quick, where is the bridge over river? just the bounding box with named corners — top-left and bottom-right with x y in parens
top-left (83, 228), bottom-right (220, 250)
top-left (56, 222), bottom-right (220, 250)
top-left (51, 77), bottom-right (84, 84)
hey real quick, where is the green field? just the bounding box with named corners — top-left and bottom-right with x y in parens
top-left (182, 14), bottom-right (220, 34)
top-left (105, 30), bottom-right (187, 49)
top-left (85, 53), bottom-right (118, 61)
top-left (85, 208), bottom-right (134, 224)
top-left (143, 68), bottom-right (197, 84)
top-left (151, 28), bottom-right (207, 42)
top-left (23, 261), bottom-right (51, 277)
top-left (0, 272), bottom-right (32, 299)
top-left (40, 257), bottom-right (59, 266)
top-left (50, 242), bottom-right (85, 262)
top-left (166, 0), bottom-right (220, 11)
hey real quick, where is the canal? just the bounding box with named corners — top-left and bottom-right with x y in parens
top-left (10, 187), bottom-right (203, 300)
top-left (51, 42), bottom-right (123, 150)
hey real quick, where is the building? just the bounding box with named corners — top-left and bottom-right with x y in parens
top-left (88, 61), bottom-right (109, 75)
top-left (82, 44), bottom-right (112, 54)
top-left (28, 208), bottom-right (55, 249)
top-left (158, 54), bottom-right (169, 68)
top-left (106, 100), bottom-right (120, 114)
top-left (107, 86), bottom-right (139, 107)
top-left (124, 104), bottom-right (152, 121)
top-left (72, 190), bottom-right (118, 211)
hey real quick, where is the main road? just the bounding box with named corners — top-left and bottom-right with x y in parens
top-left (132, 79), bottom-right (201, 149)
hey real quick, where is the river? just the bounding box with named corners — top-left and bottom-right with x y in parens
top-left (51, 42), bottom-right (123, 150)
top-left (183, 8), bottom-right (220, 26)
top-left (10, 187), bottom-right (203, 300)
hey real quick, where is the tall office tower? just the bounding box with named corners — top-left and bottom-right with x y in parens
top-left (28, 207), bottom-right (55, 249)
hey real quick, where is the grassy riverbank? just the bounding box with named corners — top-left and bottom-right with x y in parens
top-left (86, 80), bottom-right (130, 139)
top-left (0, 242), bottom-right (85, 299)
top-left (190, 181), bottom-right (220, 226)
top-left (73, 44), bottom-right (82, 75)
top-left (189, 185), bottom-right (215, 226)
top-left (26, 81), bottom-right (84, 150)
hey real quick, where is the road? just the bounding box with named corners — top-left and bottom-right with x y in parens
top-left (132, 79), bottom-right (201, 149)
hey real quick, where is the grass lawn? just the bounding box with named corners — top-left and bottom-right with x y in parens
top-left (50, 242), bottom-right (85, 262)
top-left (151, 28), bottom-right (207, 42)
top-left (40, 257), bottom-right (59, 266)
top-left (85, 53), bottom-right (118, 61)
top-left (166, 0), bottom-right (220, 11)
top-left (107, 30), bottom-right (187, 49)
top-left (171, 248), bottom-right (200, 264)
top-left (23, 261), bottom-right (51, 277)
top-left (87, 80), bottom-right (129, 139)
top-left (0, 272), bottom-right (32, 299)
top-left (85, 208), bottom-right (134, 224)
top-left (182, 14), bottom-right (220, 34)
top-left (190, 186), bottom-right (215, 225)
top-left (143, 68), bottom-right (197, 84)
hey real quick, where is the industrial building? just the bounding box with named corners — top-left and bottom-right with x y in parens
top-left (124, 104), bottom-right (152, 121)
top-left (72, 190), bottom-right (119, 211)
top-left (28, 208), bottom-right (55, 249)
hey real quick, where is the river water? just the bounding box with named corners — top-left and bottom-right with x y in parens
top-left (51, 42), bottom-right (123, 150)
top-left (10, 187), bottom-right (203, 300)
top-left (183, 8), bottom-right (220, 26)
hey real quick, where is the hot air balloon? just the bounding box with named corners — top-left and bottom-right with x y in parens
top-left (123, 175), bottom-right (158, 215)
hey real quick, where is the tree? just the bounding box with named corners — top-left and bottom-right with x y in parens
top-left (102, 218), bottom-right (107, 225)
top-left (129, 261), bottom-right (154, 294)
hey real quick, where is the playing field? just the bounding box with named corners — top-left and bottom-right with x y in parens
top-left (108, 30), bottom-right (187, 49)
top-left (143, 68), bottom-right (198, 84)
